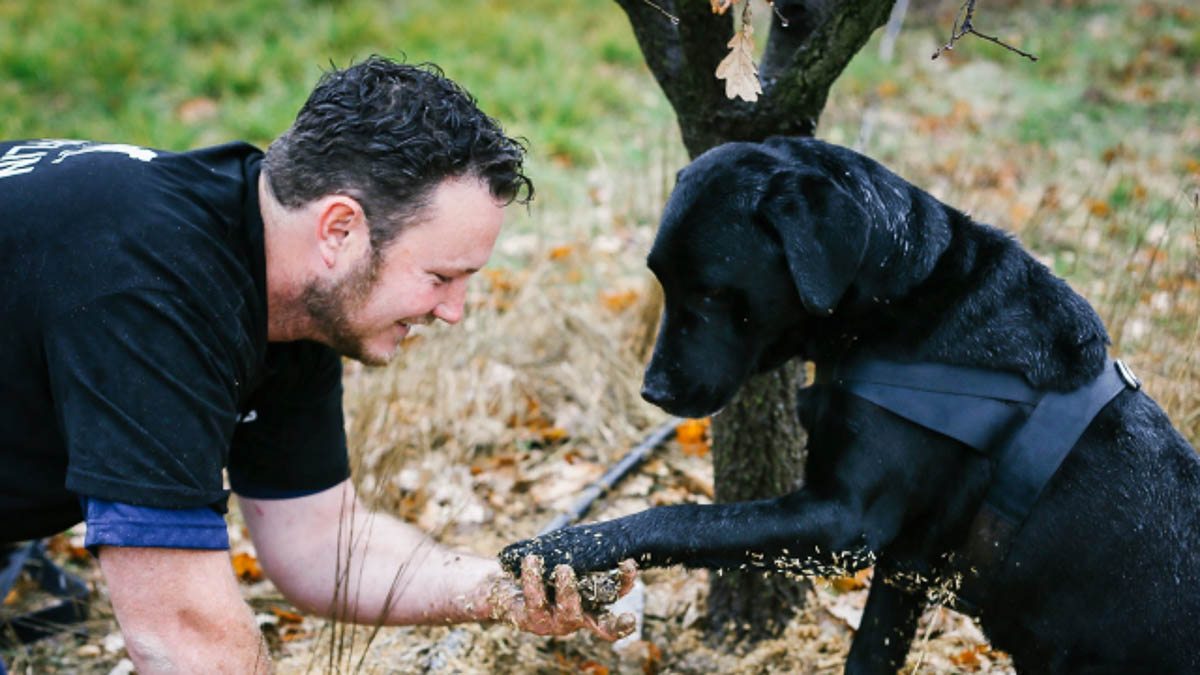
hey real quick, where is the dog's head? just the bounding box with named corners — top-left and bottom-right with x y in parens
top-left (641, 137), bottom-right (952, 417)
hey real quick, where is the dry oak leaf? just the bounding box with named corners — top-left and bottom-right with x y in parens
top-left (715, 23), bottom-right (762, 103)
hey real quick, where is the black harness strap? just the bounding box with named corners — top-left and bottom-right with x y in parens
top-left (820, 360), bottom-right (1040, 452)
top-left (817, 357), bottom-right (1139, 606)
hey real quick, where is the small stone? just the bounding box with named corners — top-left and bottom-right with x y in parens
top-left (76, 644), bottom-right (102, 658)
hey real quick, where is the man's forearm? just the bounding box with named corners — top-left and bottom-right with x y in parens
top-left (99, 546), bottom-right (272, 674)
top-left (240, 484), bottom-right (504, 626)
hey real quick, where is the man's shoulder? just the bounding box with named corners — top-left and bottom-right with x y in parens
top-left (0, 138), bottom-right (261, 185)
top-left (4, 139), bottom-right (266, 321)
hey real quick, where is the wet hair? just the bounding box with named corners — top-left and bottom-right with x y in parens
top-left (263, 55), bottom-right (533, 250)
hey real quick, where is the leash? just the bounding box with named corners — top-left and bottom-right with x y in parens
top-left (817, 356), bottom-right (1140, 606)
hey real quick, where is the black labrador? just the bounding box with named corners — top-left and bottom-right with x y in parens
top-left (502, 137), bottom-right (1200, 673)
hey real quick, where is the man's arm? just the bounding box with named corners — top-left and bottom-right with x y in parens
top-left (98, 546), bottom-right (270, 674)
top-left (239, 479), bottom-right (634, 638)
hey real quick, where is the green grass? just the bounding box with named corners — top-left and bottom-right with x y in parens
top-left (0, 0), bottom-right (672, 163)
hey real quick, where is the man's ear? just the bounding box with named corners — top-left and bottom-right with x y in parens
top-left (313, 196), bottom-right (368, 268)
top-left (757, 170), bottom-right (870, 315)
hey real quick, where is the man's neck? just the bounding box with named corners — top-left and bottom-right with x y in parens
top-left (259, 173), bottom-right (317, 343)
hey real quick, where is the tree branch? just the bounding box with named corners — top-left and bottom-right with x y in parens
top-left (613, 0), bottom-right (730, 126)
top-left (760, 0), bottom-right (828, 83)
top-left (931, 0), bottom-right (1038, 62)
top-left (766, 0), bottom-right (896, 129)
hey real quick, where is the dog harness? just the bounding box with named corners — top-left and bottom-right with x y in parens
top-left (816, 356), bottom-right (1141, 605)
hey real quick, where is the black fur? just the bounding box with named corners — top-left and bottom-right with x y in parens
top-left (502, 137), bottom-right (1200, 673)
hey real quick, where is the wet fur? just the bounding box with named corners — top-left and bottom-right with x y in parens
top-left (502, 137), bottom-right (1200, 673)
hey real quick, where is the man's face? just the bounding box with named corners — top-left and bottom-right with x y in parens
top-left (302, 176), bottom-right (504, 366)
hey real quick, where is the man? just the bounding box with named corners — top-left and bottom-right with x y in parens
top-left (0, 56), bottom-right (633, 672)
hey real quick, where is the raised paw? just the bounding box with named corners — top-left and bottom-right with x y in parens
top-left (499, 524), bottom-right (629, 580)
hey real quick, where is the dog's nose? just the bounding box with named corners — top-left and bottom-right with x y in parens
top-left (641, 383), bottom-right (670, 407)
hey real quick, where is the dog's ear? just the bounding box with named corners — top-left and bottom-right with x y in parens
top-left (757, 169), bottom-right (870, 315)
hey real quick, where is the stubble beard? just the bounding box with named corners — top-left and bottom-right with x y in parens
top-left (300, 250), bottom-right (391, 366)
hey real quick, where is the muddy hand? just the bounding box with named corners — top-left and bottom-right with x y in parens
top-left (494, 554), bottom-right (637, 641)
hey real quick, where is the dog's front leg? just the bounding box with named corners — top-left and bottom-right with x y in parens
top-left (501, 489), bottom-right (892, 579)
top-left (845, 576), bottom-right (925, 675)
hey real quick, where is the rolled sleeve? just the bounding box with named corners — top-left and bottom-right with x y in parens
top-left (82, 498), bottom-right (229, 553)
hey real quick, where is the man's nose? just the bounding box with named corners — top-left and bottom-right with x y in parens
top-left (433, 280), bottom-right (467, 324)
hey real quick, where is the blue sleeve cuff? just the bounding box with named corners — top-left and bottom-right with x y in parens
top-left (82, 498), bottom-right (230, 552)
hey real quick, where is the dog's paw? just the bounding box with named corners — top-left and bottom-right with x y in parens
top-left (499, 525), bottom-right (628, 579)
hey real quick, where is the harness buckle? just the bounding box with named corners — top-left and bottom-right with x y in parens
top-left (1115, 359), bottom-right (1141, 390)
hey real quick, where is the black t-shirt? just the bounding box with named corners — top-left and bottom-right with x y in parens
top-left (0, 140), bottom-right (350, 542)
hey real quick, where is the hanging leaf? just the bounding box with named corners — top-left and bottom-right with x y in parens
top-left (715, 23), bottom-right (762, 102)
top-left (709, 0), bottom-right (738, 14)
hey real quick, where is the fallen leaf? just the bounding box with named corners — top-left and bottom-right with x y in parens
top-left (676, 418), bottom-right (711, 457)
top-left (270, 605), bottom-right (304, 624)
top-left (675, 418), bottom-right (710, 445)
top-left (830, 568), bottom-right (872, 592)
top-left (950, 644), bottom-right (992, 668)
top-left (3, 588), bottom-right (17, 606)
top-left (674, 465), bottom-right (714, 498)
top-left (715, 23), bottom-right (762, 102)
top-left (231, 552), bottom-right (263, 582)
top-left (1086, 199), bottom-right (1112, 217)
top-left (643, 640), bottom-right (663, 675)
top-left (177, 97), bottom-right (219, 124)
top-left (281, 626), bottom-right (311, 642)
top-left (549, 245), bottom-right (574, 260)
top-left (1008, 203), bottom-right (1031, 230)
top-left (539, 426), bottom-right (569, 443)
top-left (579, 661), bottom-right (609, 675)
top-left (599, 289), bottom-right (639, 312)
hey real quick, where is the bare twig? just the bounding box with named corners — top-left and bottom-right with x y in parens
top-left (765, 0), bottom-right (789, 27)
top-left (639, 0), bottom-right (678, 24)
top-left (932, 0), bottom-right (1038, 62)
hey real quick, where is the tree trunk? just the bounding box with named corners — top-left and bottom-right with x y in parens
top-left (705, 361), bottom-right (808, 642)
top-left (612, 0), bottom-right (896, 642)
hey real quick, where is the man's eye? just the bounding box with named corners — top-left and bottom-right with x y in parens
top-left (434, 274), bottom-right (453, 284)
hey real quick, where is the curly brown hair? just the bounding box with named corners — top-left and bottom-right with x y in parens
top-left (263, 55), bottom-right (533, 250)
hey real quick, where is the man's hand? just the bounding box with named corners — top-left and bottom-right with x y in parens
top-left (487, 554), bottom-right (637, 641)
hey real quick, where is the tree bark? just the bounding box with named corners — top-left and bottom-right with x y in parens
top-left (612, 0), bottom-right (896, 642)
top-left (705, 361), bottom-right (808, 642)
